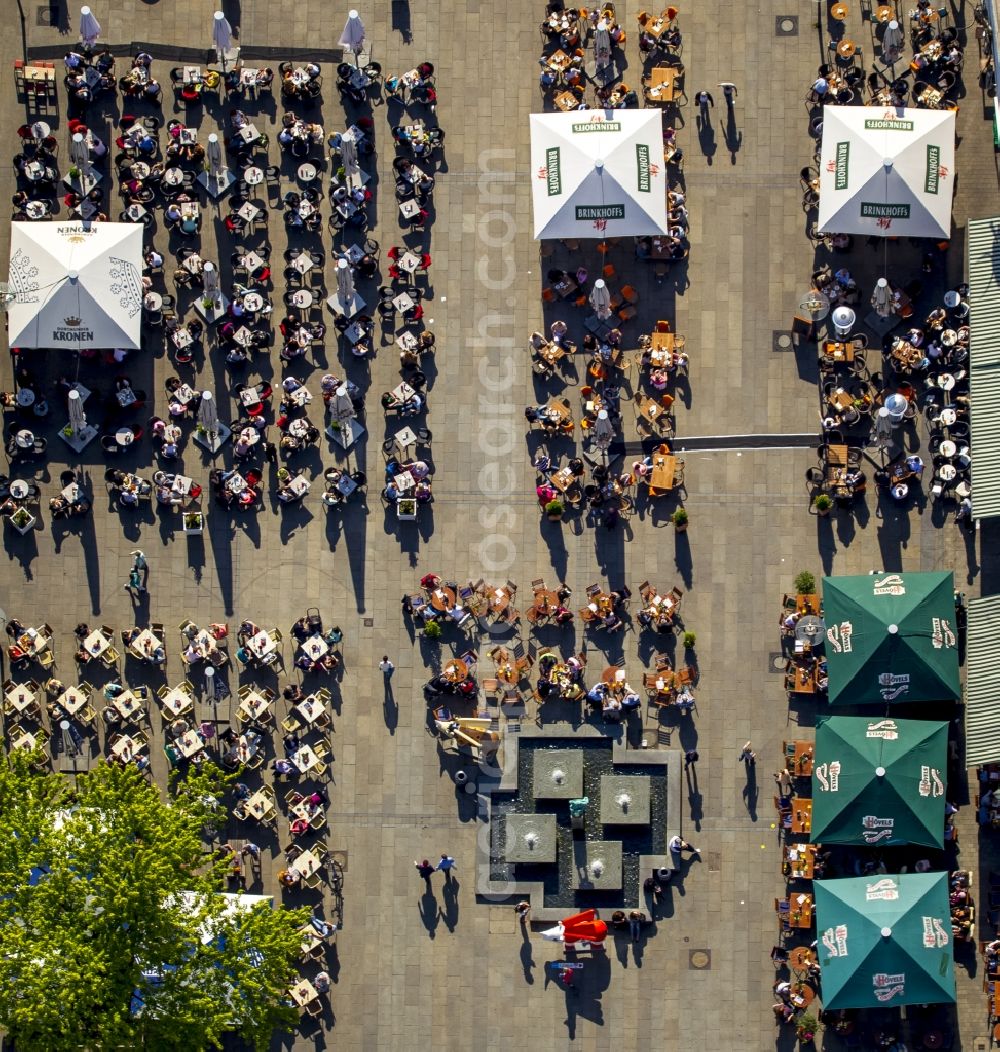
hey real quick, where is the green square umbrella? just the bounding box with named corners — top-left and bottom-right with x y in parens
top-left (822, 572), bottom-right (959, 705)
top-left (811, 716), bottom-right (948, 848)
top-left (814, 872), bottom-right (955, 1010)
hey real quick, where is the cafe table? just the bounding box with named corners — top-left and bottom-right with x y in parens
top-left (246, 788), bottom-right (274, 821)
top-left (429, 585), bottom-right (457, 612)
top-left (645, 66), bottom-right (680, 102)
top-left (392, 291), bottom-right (416, 314)
top-left (784, 739), bottom-right (815, 776)
top-left (247, 630), bottom-right (277, 659)
top-left (789, 982), bottom-right (816, 1009)
top-left (113, 689), bottom-right (144, 721)
top-left (159, 685), bottom-right (194, 717)
top-left (58, 685), bottom-right (90, 716)
top-left (10, 730), bottom-right (40, 753)
top-left (791, 798), bottom-right (813, 835)
top-left (238, 689), bottom-right (271, 722)
top-left (787, 892), bottom-right (814, 928)
top-left (293, 848), bottom-right (323, 878)
top-left (791, 663), bottom-right (817, 694)
top-left (129, 629), bottom-right (163, 660)
top-left (237, 201), bottom-right (261, 224)
top-left (293, 743), bottom-right (323, 775)
top-left (546, 49), bottom-right (574, 72)
top-left (15, 627), bottom-right (47, 656)
top-left (299, 925), bottom-right (324, 956)
top-left (788, 946), bottom-right (817, 975)
top-left (443, 658), bottom-right (469, 683)
top-left (175, 729), bottom-right (205, 759)
top-left (111, 733), bottom-right (144, 761)
top-left (294, 696), bottom-right (328, 726)
top-left (236, 123), bottom-right (262, 145)
top-left (298, 630), bottom-right (328, 662)
top-left (554, 90), bottom-right (581, 112)
top-left (650, 331), bottom-right (676, 352)
top-left (822, 340), bottom-right (856, 364)
top-left (289, 251), bottom-right (314, 275)
top-left (4, 683), bottom-right (37, 713)
top-left (795, 615), bottom-right (825, 645)
top-left (290, 799), bottom-right (324, 825)
top-left (397, 251), bottom-right (421, 274)
top-left (784, 843), bottom-right (817, 880)
top-left (288, 978), bottom-right (320, 1009)
top-left (648, 453), bottom-right (676, 490)
top-left (399, 198), bottom-right (421, 219)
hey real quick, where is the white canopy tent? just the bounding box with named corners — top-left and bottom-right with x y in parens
top-left (529, 109), bottom-right (668, 240)
top-left (818, 106), bottom-right (955, 239)
top-left (7, 221), bottom-right (143, 350)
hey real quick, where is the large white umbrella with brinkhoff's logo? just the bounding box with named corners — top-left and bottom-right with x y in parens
top-left (529, 109), bottom-right (668, 239)
top-left (5, 221), bottom-right (143, 350)
top-left (817, 106), bottom-right (955, 239)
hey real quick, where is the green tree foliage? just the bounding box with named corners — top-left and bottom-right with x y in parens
top-left (0, 753), bottom-right (309, 1050)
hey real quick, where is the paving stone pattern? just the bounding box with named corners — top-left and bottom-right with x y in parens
top-left (0, 0), bottom-right (997, 1048)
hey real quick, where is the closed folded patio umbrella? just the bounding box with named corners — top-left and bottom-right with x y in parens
top-left (589, 278), bottom-right (612, 319)
top-left (339, 10), bottom-right (367, 65)
top-left (79, 5), bottom-right (101, 46)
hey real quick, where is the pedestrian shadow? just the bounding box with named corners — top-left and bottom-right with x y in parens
top-left (686, 767), bottom-right (703, 830)
top-left (383, 680), bottom-right (398, 735)
top-left (418, 887), bottom-right (439, 938)
top-left (696, 115), bottom-right (717, 164)
top-left (439, 875), bottom-right (459, 932)
top-left (723, 108), bottom-right (742, 164)
top-left (742, 761), bottom-right (759, 820)
top-left (520, 922), bottom-right (535, 984)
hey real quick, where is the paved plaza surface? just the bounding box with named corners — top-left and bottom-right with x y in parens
top-left (3, 0), bottom-right (1000, 1049)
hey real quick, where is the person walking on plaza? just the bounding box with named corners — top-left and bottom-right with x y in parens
top-left (695, 89), bottom-right (714, 124)
top-left (125, 549), bottom-right (147, 593)
top-left (379, 655), bottom-right (395, 678)
top-left (436, 853), bottom-right (456, 881)
top-left (628, 910), bottom-right (645, 943)
top-left (515, 901), bottom-right (531, 922)
top-left (414, 858), bottom-right (435, 883)
top-left (719, 81), bottom-right (737, 107)
top-left (684, 748), bottom-right (699, 771)
top-left (738, 740), bottom-right (756, 765)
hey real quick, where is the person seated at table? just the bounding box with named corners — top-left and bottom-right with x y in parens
top-left (586, 682), bottom-right (608, 707)
top-left (551, 319), bottom-right (569, 342)
top-left (602, 609), bottom-right (624, 631)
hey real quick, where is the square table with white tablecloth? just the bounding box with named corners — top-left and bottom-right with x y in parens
top-left (299, 634), bottom-right (328, 661)
top-left (129, 629), bottom-right (163, 660)
top-left (247, 630), bottom-right (277, 659)
top-left (289, 978), bottom-right (319, 1008)
top-left (175, 729), bottom-right (204, 758)
top-left (236, 124), bottom-right (261, 145)
top-left (159, 685), bottom-right (194, 716)
top-left (112, 689), bottom-right (144, 721)
top-left (58, 686), bottom-right (90, 716)
top-left (83, 629), bottom-right (111, 659)
top-left (285, 475), bottom-right (311, 498)
top-left (111, 733), bottom-right (144, 761)
top-left (17, 628), bottom-right (49, 656)
top-left (4, 684), bottom-right (37, 713)
top-left (246, 788), bottom-right (274, 821)
top-left (291, 847), bottom-right (323, 877)
top-left (237, 202), bottom-right (261, 223)
top-left (239, 690), bottom-right (272, 722)
top-left (392, 292), bottom-right (416, 314)
top-left (291, 798), bottom-right (324, 824)
top-left (294, 697), bottom-right (328, 727)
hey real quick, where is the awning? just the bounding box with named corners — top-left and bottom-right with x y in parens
top-left (529, 109), bottom-right (668, 239)
top-left (967, 216), bottom-right (1000, 519)
top-left (817, 106), bottom-right (955, 239)
top-left (964, 594), bottom-right (1000, 765)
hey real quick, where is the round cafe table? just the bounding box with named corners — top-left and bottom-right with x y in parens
top-left (15, 430), bottom-right (34, 448)
top-left (875, 3), bottom-right (894, 19)
top-left (795, 615), bottom-right (825, 643)
top-left (131, 161), bottom-right (151, 179)
top-left (243, 292), bottom-right (264, 312)
top-left (115, 428), bottom-right (135, 446)
top-left (938, 407), bottom-right (957, 426)
top-left (289, 289), bottom-right (312, 308)
top-left (16, 388), bottom-right (35, 407)
top-left (937, 463), bottom-right (957, 482)
top-left (938, 440), bottom-right (957, 457)
top-left (936, 373), bottom-right (955, 390)
top-left (836, 38), bottom-right (857, 58)
top-left (940, 329), bottom-right (958, 347)
top-left (31, 121), bottom-right (51, 139)
top-left (9, 480), bottom-right (29, 500)
top-left (831, 1), bottom-right (849, 18)
top-left (298, 162), bottom-right (318, 182)
top-left (428, 585), bottom-right (457, 612)
top-left (442, 658), bottom-right (468, 683)
top-left (955, 479), bottom-right (971, 498)
top-left (162, 167), bottom-right (184, 186)
top-left (24, 201), bottom-right (48, 219)
top-left (244, 166), bottom-right (264, 186)
top-left (144, 292), bottom-right (163, 311)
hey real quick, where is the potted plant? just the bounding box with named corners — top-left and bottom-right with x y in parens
top-left (794, 571), bottom-right (816, 595)
top-left (682, 631), bottom-right (696, 650)
top-left (182, 512), bottom-right (204, 534)
top-left (672, 507), bottom-right (689, 532)
top-left (68, 165), bottom-right (81, 179)
top-left (201, 295), bottom-right (216, 310)
top-left (10, 507), bottom-right (32, 532)
top-left (813, 494), bottom-right (832, 517)
top-left (545, 498), bottom-right (564, 521)
top-left (329, 420), bottom-right (342, 432)
top-left (397, 497), bottom-right (417, 520)
top-left (423, 620), bottom-right (442, 640)
top-left (796, 1013), bottom-right (818, 1047)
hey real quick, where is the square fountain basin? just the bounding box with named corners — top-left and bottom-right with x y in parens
top-left (599, 775), bottom-right (650, 826)
top-left (571, 840), bottom-right (622, 890)
top-left (505, 814), bottom-right (558, 863)
top-left (532, 748), bottom-right (583, 800)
